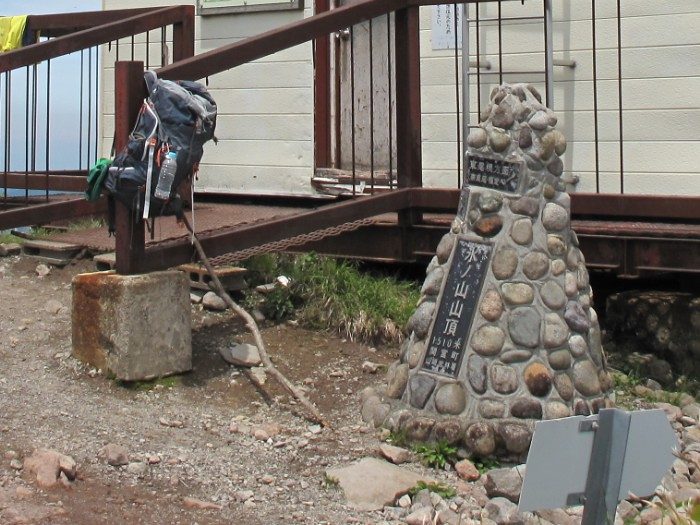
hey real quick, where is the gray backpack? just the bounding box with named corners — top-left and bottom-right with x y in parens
top-left (106, 70), bottom-right (217, 233)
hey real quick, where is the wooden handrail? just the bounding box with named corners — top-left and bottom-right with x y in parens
top-left (0, 5), bottom-right (194, 73)
top-left (26, 8), bottom-right (158, 37)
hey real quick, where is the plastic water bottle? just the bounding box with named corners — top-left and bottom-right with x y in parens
top-left (154, 151), bottom-right (177, 199)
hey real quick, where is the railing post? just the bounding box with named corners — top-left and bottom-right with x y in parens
top-left (114, 60), bottom-right (146, 275)
top-left (313, 0), bottom-right (332, 169)
top-left (172, 5), bottom-right (196, 63)
top-left (395, 5), bottom-right (422, 261)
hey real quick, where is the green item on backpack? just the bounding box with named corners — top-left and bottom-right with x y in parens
top-left (85, 158), bottom-right (112, 201)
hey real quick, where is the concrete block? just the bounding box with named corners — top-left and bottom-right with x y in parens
top-left (22, 239), bottom-right (83, 266)
top-left (72, 270), bottom-right (192, 381)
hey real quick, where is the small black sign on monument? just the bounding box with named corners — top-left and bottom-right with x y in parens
top-left (421, 237), bottom-right (492, 377)
top-left (466, 154), bottom-right (522, 194)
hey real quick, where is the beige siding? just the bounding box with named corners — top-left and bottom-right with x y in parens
top-left (419, 1), bottom-right (700, 195)
top-left (102, 0), bottom-right (700, 197)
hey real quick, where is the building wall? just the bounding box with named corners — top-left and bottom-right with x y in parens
top-left (101, 0), bottom-right (316, 196)
top-left (101, 0), bottom-right (700, 197)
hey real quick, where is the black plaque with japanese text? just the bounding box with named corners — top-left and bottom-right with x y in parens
top-left (421, 237), bottom-right (492, 377)
top-left (466, 154), bottom-right (522, 194)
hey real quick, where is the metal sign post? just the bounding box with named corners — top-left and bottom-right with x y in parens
top-left (519, 408), bottom-right (679, 524)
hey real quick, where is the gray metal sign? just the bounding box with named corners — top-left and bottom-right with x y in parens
top-left (519, 409), bottom-right (678, 525)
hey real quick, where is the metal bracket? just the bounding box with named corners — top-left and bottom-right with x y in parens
top-left (579, 419), bottom-right (599, 432)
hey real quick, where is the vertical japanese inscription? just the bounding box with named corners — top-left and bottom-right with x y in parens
top-left (421, 238), bottom-right (492, 377)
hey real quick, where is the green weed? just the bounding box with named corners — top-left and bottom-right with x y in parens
top-left (412, 441), bottom-right (458, 470)
top-left (386, 429), bottom-right (409, 448)
top-left (408, 481), bottom-right (456, 499)
top-left (473, 457), bottom-right (501, 474)
top-left (118, 376), bottom-right (179, 391)
top-left (241, 253), bottom-right (420, 344)
top-left (0, 231), bottom-right (22, 244)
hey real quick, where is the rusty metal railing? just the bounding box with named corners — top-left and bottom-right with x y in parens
top-left (0, 6), bottom-right (194, 229)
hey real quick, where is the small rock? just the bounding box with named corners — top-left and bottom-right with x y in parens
top-left (219, 342), bottom-right (261, 367)
top-left (397, 494), bottom-right (412, 508)
top-left (234, 489), bottom-right (255, 502)
top-left (99, 443), bottom-right (129, 467)
top-left (35, 264), bottom-right (51, 277)
top-left (147, 456), bottom-right (161, 465)
top-left (10, 458), bottom-right (23, 470)
top-left (126, 462), bottom-right (148, 477)
top-left (405, 507), bottom-right (434, 525)
top-left (483, 497), bottom-right (521, 524)
top-left (379, 444), bottom-right (411, 465)
top-left (202, 291), bottom-right (227, 311)
top-left (362, 361), bottom-right (380, 374)
top-left (484, 467), bottom-right (524, 503)
top-left (455, 459), bottom-right (480, 481)
top-left (253, 429), bottom-right (270, 441)
top-left (183, 497), bottom-right (222, 510)
top-left (261, 474), bottom-right (275, 484)
top-left (24, 449), bottom-right (77, 488)
top-left (44, 300), bottom-right (64, 315)
top-left (249, 367), bottom-right (267, 385)
top-left (190, 292), bottom-right (203, 304)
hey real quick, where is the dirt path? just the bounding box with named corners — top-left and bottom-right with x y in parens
top-left (0, 255), bottom-right (415, 524)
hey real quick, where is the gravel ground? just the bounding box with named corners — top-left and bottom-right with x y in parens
top-left (0, 254), bottom-right (698, 525)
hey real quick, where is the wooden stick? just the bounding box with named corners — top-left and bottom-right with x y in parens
top-left (182, 216), bottom-right (330, 428)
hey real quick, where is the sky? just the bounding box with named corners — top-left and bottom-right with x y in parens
top-left (1, 0), bottom-right (101, 184)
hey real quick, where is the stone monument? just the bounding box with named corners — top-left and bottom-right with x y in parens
top-left (362, 83), bottom-right (613, 459)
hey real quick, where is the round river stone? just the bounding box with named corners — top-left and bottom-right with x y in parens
top-left (478, 399), bottom-right (506, 419)
top-left (467, 354), bottom-right (488, 394)
top-left (565, 271), bottom-right (578, 297)
top-left (524, 362), bottom-right (552, 397)
top-left (544, 313), bottom-right (569, 348)
top-left (492, 246), bottom-right (518, 280)
top-left (529, 110), bottom-right (550, 130)
top-left (509, 196), bottom-right (539, 217)
top-left (519, 127), bottom-right (533, 149)
top-left (405, 417), bottom-right (435, 441)
top-left (480, 289), bottom-right (504, 322)
top-left (574, 399), bottom-right (591, 416)
top-left (510, 218), bottom-right (533, 245)
top-left (552, 129), bottom-right (567, 155)
top-left (478, 191), bottom-right (504, 213)
top-left (564, 301), bottom-right (591, 332)
top-left (409, 374), bottom-right (437, 409)
top-left (489, 129), bottom-right (511, 153)
top-left (406, 339), bottom-right (425, 368)
top-left (542, 203), bottom-right (568, 231)
top-left (467, 127), bottom-right (488, 149)
top-left (540, 281), bottom-right (566, 310)
top-left (436, 233), bottom-right (455, 264)
top-left (551, 259), bottom-right (566, 276)
top-left (490, 364), bottom-right (519, 394)
top-left (548, 349), bottom-right (572, 370)
top-left (508, 307), bottom-right (541, 348)
top-left (547, 234), bottom-right (567, 256)
top-left (539, 131), bottom-right (557, 160)
top-left (386, 363), bottom-right (409, 399)
top-left (471, 325), bottom-right (506, 356)
top-left (435, 383), bottom-right (467, 415)
top-left (523, 252), bottom-right (549, 280)
top-left (474, 215), bottom-right (504, 237)
top-left (553, 373), bottom-right (574, 401)
top-left (510, 397), bottom-right (542, 419)
top-left (501, 282), bottom-right (534, 305)
top-left (408, 300), bottom-right (435, 339)
top-left (568, 334), bottom-right (588, 358)
top-left (545, 401), bottom-right (571, 420)
top-left (573, 360), bottom-right (602, 396)
top-left (499, 423), bottom-right (532, 454)
top-left (548, 156), bottom-right (564, 177)
top-left (465, 422), bottom-right (496, 457)
top-left (421, 266), bottom-right (445, 297)
top-left (433, 419), bottom-right (464, 445)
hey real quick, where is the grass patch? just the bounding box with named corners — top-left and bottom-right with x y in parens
top-left (408, 481), bottom-right (456, 499)
top-left (386, 429), bottom-right (410, 448)
top-left (472, 456), bottom-right (501, 474)
top-left (117, 376), bottom-right (179, 391)
top-left (0, 231), bottom-right (22, 244)
top-left (412, 441), bottom-right (458, 470)
top-left (242, 253), bottom-right (420, 344)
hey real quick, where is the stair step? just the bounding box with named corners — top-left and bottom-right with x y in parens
top-left (22, 239), bottom-right (83, 266)
top-left (178, 263), bottom-right (248, 292)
